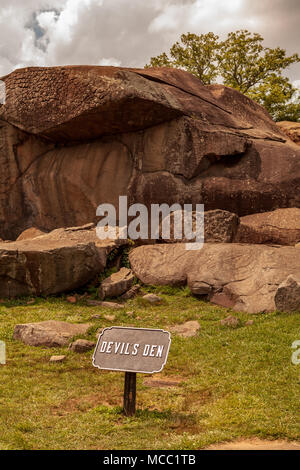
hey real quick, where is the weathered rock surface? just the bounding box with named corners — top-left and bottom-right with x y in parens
top-left (129, 243), bottom-right (300, 313)
top-left (13, 320), bottom-right (91, 347)
top-left (98, 267), bottom-right (134, 299)
top-left (120, 284), bottom-right (141, 300)
top-left (235, 208), bottom-right (300, 245)
top-left (220, 316), bottom-right (241, 328)
top-left (275, 275), bottom-right (300, 312)
top-left (0, 66), bottom-right (299, 241)
top-left (159, 209), bottom-right (239, 243)
top-left (277, 121), bottom-right (300, 146)
top-left (0, 224), bottom-right (127, 298)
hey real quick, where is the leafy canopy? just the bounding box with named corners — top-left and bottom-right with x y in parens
top-left (146, 30), bottom-right (300, 121)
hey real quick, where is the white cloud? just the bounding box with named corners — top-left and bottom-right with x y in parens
top-left (0, 0), bottom-right (299, 81)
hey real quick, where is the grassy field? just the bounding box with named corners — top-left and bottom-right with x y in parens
top-left (0, 286), bottom-right (299, 450)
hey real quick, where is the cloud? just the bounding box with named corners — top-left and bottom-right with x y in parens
top-left (0, 0), bottom-right (299, 81)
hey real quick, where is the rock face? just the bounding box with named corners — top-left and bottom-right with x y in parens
top-left (0, 224), bottom-right (126, 298)
top-left (129, 243), bottom-right (300, 313)
top-left (13, 320), bottom-right (91, 347)
top-left (275, 275), bottom-right (300, 312)
top-left (98, 267), bottom-right (134, 299)
top-left (170, 320), bottom-right (200, 337)
top-left (0, 66), bottom-right (299, 241)
top-left (159, 209), bottom-right (239, 243)
top-left (277, 121), bottom-right (300, 146)
top-left (235, 208), bottom-right (300, 245)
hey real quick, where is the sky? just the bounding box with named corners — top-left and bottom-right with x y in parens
top-left (0, 0), bottom-right (299, 87)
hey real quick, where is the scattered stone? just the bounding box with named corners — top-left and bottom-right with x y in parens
top-left (50, 355), bottom-right (66, 363)
top-left (69, 339), bottom-right (95, 353)
top-left (170, 320), bottom-right (200, 337)
top-left (13, 320), bottom-right (91, 347)
top-left (86, 300), bottom-right (103, 306)
top-left (274, 275), bottom-right (300, 312)
top-left (91, 314), bottom-right (101, 319)
top-left (104, 314), bottom-right (116, 322)
top-left (220, 316), bottom-right (241, 328)
top-left (98, 268), bottom-right (134, 300)
top-left (66, 296), bottom-right (77, 304)
top-left (120, 284), bottom-right (141, 300)
top-left (142, 294), bottom-right (162, 305)
top-left (245, 320), bottom-right (254, 326)
top-left (26, 299), bottom-right (35, 305)
top-left (99, 301), bottom-right (124, 310)
top-left (126, 311), bottom-right (134, 317)
top-left (234, 208), bottom-right (300, 245)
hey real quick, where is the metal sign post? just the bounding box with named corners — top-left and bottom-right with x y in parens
top-left (93, 326), bottom-right (171, 416)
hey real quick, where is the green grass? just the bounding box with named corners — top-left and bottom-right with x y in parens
top-left (0, 287), bottom-right (299, 450)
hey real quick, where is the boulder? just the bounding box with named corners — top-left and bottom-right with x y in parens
top-left (0, 224), bottom-right (127, 298)
top-left (13, 320), bottom-right (91, 347)
top-left (235, 208), bottom-right (300, 245)
top-left (0, 66), bottom-right (299, 241)
top-left (98, 267), bottom-right (134, 299)
top-left (158, 209), bottom-right (239, 243)
top-left (50, 355), bottom-right (66, 363)
top-left (129, 243), bottom-right (300, 313)
top-left (277, 121), bottom-right (300, 146)
top-left (69, 339), bottom-right (95, 353)
top-left (274, 275), bottom-right (300, 312)
top-left (16, 227), bottom-right (46, 241)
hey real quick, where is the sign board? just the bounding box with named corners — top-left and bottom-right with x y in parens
top-left (93, 326), bottom-right (171, 374)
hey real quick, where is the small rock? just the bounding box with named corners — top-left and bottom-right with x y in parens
top-left (220, 315), bottom-right (240, 328)
top-left (86, 300), bottom-right (103, 306)
top-left (50, 355), bottom-right (66, 363)
top-left (142, 293), bottom-right (162, 304)
top-left (245, 320), bottom-right (254, 326)
top-left (170, 320), bottom-right (200, 337)
top-left (66, 296), bottom-right (77, 304)
top-left (136, 316), bottom-right (142, 320)
top-left (126, 311), bottom-right (134, 317)
top-left (69, 339), bottom-right (95, 353)
top-left (143, 374), bottom-right (183, 388)
top-left (104, 314), bottom-right (116, 322)
top-left (26, 299), bottom-right (35, 305)
top-left (275, 275), bottom-right (300, 312)
top-left (121, 285), bottom-right (141, 300)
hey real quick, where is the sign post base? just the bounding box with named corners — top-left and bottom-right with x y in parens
top-left (123, 372), bottom-right (136, 416)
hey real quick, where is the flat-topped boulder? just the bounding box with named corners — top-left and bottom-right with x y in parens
top-left (129, 243), bottom-right (300, 313)
top-left (235, 208), bottom-right (300, 245)
top-left (0, 224), bottom-right (127, 298)
top-left (13, 320), bottom-right (91, 347)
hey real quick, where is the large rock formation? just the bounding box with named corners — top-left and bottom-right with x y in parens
top-left (129, 243), bottom-right (300, 313)
top-left (0, 66), bottom-right (299, 240)
top-left (0, 224), bottom-right (126, 297)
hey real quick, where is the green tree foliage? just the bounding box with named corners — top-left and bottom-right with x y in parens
top-left (146, 30), bottom-right (300, 121)
top-left (146, 32), bottom-right (220, 84)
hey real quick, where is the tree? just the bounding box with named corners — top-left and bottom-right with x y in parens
top-left (146, 32), bottom-right (220, 84)
top-left (146, 30), bottom-right (300, 121)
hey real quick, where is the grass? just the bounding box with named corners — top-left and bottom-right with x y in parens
top-left (0, 286), bottom-right (299, 450)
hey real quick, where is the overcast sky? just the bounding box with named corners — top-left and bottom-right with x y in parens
top-left (0, 0), bottom-right (299, 86)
